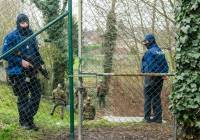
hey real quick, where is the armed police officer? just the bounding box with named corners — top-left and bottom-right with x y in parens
top-left (141, 33), bottom-right (169, 123)
top-left (2, 14), bottom-right (48, 130)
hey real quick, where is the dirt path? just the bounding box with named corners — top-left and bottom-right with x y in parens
top-left (41, 124), bottom-right (173, 140)
top-left (81, 125), bottom-right (173, 140)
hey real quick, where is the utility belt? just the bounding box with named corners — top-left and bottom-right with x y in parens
top-left (8, 74), bottom-right (25, 83)
top-left (8, 74), bottom-right (41, 96)
top-left (8, 72), bottom-right (38, 85)
top-left (23, 67), bottom-right (39, 79)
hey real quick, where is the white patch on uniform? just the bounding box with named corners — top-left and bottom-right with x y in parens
top-left (25, 77), bottom-right (30, 82)
top-left (26, 45), bottom-right (30, 49)
top-left (155, 51), bottom-right (164, 55)
top-left (4, 40), bottom-right (8, 46)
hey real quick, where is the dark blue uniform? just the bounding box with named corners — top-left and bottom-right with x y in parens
top-left (2, 14), bottom-right (44, 129)
top-left (141, 34), bottom-right (169, 122)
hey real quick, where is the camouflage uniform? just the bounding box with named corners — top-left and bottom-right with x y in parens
top-left (83, 97), bottom-right (96, 120)
top-left (50, 84), bottom-right (67, 119)
top-left (74, 87), bottom-right (79, 110)
top-left (97, 82), bottom-right (107, 108)
top-left (74, 86), bottom-right (87, 110)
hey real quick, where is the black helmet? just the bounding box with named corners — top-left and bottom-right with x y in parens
top-left (16, 14), bottom-right (29, 26)
top-left (16, 14), bottom-right (32, 36)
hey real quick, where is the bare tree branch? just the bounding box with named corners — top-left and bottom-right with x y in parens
top-left (31, 0), bottom-right (46, 11)
top-left (151, 0), bottom-right (157, 34)
top-left (62, 0), bottom-right (68, 12)
top-left (136, 0), bottom-right (146, 36)
top-left (139, 0), bottom-right (175, 24)
top-left (168, 0), bottom-right (174, 8)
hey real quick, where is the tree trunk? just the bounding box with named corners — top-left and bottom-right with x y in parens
top-left (103, 0), bottom-right (117, 94)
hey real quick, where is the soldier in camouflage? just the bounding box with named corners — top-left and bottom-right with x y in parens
top-left (74, 86), bottom-right (88, 110)
top-left (97, 81), bottom-right (107, 108)
top-left (50, 83), bottom-right (68, 119)
top-left (83, 97), bottom-right (96, 120)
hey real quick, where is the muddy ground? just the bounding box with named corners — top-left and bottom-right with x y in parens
top-left (41, 123), bottom-right (173, 140)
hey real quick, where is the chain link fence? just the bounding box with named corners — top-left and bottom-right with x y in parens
top-left (0, 0), bottom-right (71, 139)
top-left (76, 0), bottom-right (176, 139)
top-left (0, 0), bottom-right (176, 140)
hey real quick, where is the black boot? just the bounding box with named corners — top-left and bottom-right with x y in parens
top-left (20, 123), bottom-right (32, 130)
top-left (151, 118), bottom-right (162, 123)
top-left (143, 118), bottom-right (152, 123)
top-left (29, 122), bottom-right (39, 131)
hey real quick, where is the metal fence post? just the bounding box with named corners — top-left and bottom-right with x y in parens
top-left (78, 0), bottom-right (83, 139)
top-left (68, 0), bottom-right (74, 139)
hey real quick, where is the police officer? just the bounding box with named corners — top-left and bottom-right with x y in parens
top-left (141, 33), bottom-right (169, 123)
top-left (2, 14), bottom-right (47, 130)
top-left (97, 81), bottom-right (107, 108)
top-left (83, 97), bottom-right (96, 120)
top-left (50, 83), bottom-right (67, 119)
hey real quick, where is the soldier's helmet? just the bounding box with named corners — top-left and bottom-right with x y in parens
top-left (58, 83), bottom-right (62, 88)
top-left (86, 97), bottom-right (91, 104)
top-left (99, 80), bottom-right (104, 84)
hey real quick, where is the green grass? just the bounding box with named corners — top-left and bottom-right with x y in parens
top-left (0, 82), bottom-right (157, 140)
top-left (0, 83), bottom-right (146, 140)
top-left (0, 83), bottom-right (72, 140)
top-left (82, 44), bottom-right (102, 53)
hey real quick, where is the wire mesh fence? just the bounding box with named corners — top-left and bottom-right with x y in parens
top-left (0, 0), bottom-right (71, 139)
top-left (77, 0), bottom-right (176, 139)
top-left (0, 0), bottom-right (176, 140)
